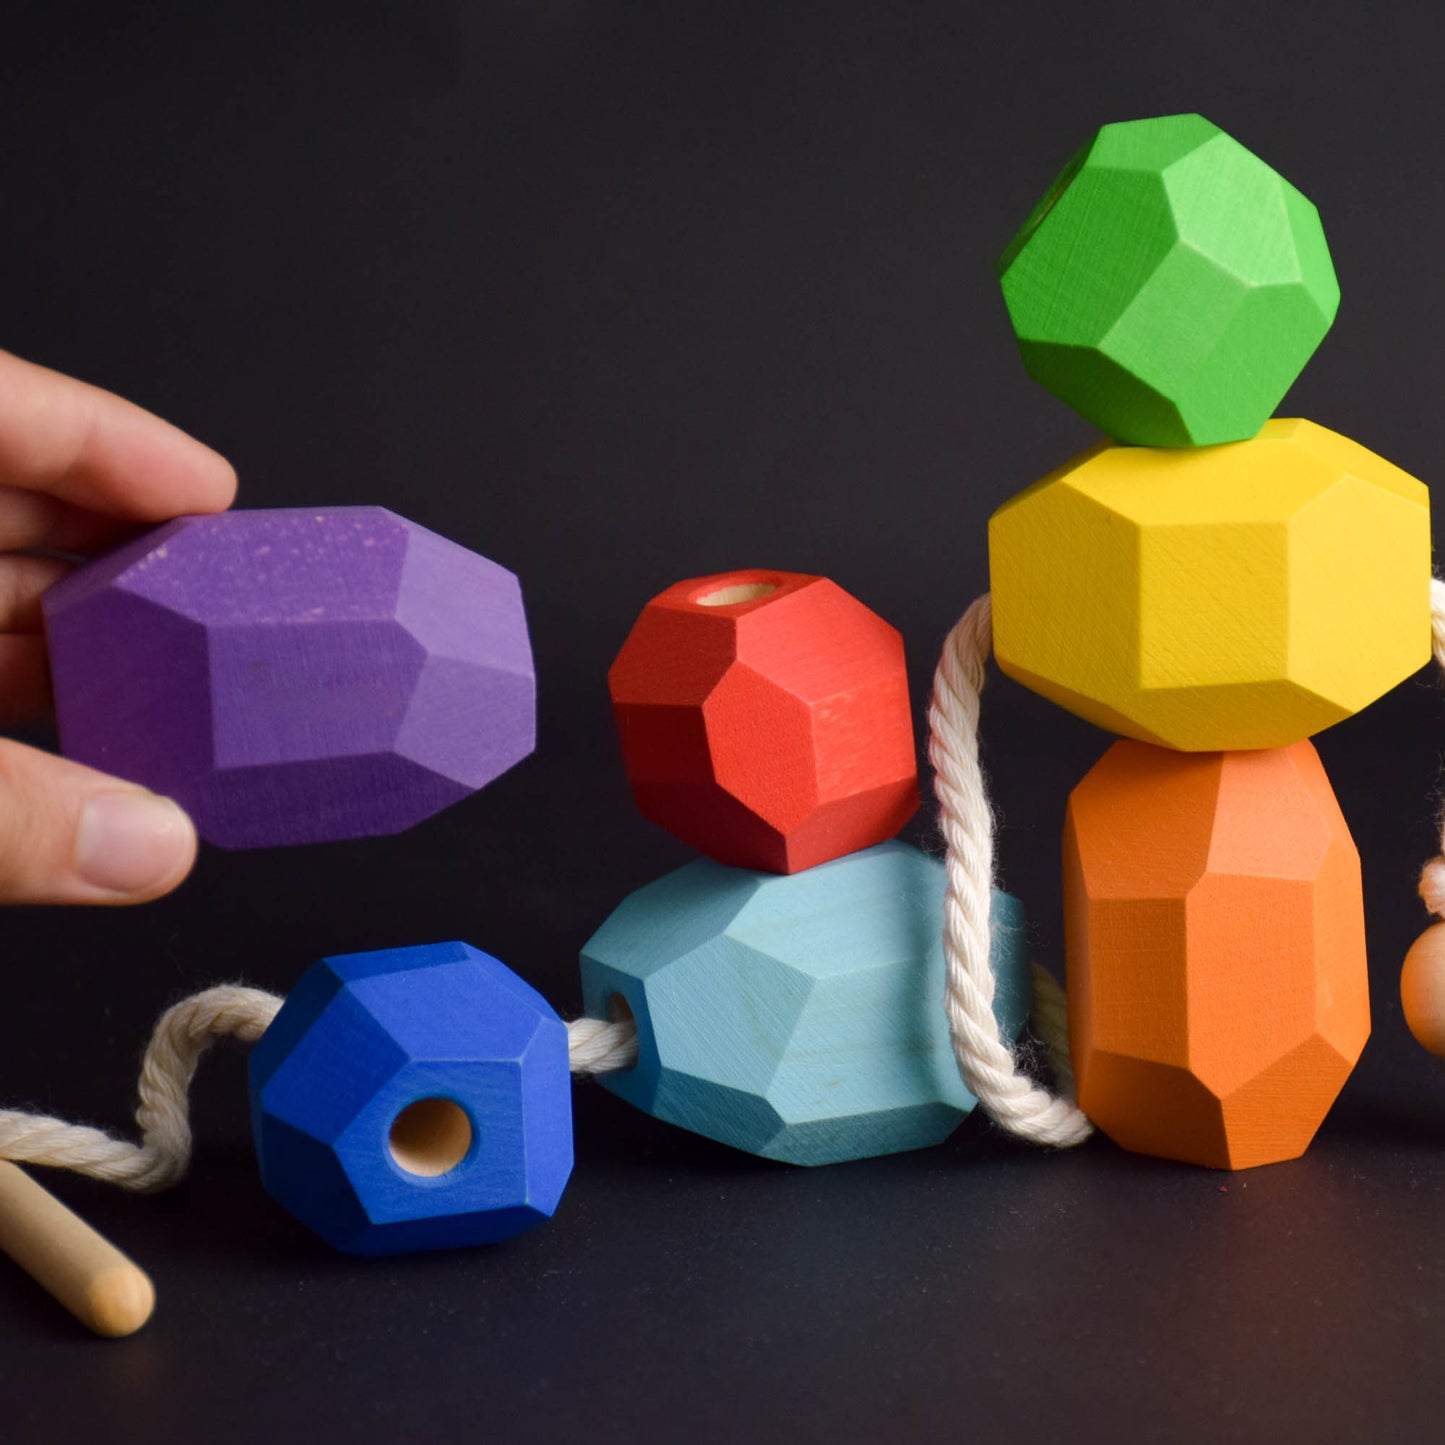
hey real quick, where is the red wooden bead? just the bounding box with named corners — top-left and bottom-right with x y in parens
top-left (609, 570), bottom-right (919, 873)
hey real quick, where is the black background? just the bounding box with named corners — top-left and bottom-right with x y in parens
top-left (2, 4), bottom-right (1444, 1442)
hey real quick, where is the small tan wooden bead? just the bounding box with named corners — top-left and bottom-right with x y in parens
top-left (1401, 923), bottom-right (1445, 1057)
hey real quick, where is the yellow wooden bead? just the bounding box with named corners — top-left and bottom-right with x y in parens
top-left (989, 418), bottom-right (1431, 751)
top-left (1401, 923), bottom-right (1445, 1058)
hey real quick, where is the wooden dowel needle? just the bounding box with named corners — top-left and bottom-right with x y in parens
top-left (0, 1160), bottom-right (154, 1337)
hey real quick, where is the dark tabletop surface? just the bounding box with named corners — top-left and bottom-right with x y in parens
top-left (2, 4), bottom-right (1444, 1442)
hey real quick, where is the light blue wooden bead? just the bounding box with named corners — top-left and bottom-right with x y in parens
top-left (579, 841), bottom-right (1029, 1165)
top-left (249, 941), bottom-right (572, 1256)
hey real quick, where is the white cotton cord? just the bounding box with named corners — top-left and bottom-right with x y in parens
top-left (0, 978), bottom-right (638, 1194)
top-left (1416, 579), bottom-right (1445, 918)
top-left (928, 592), bottom-right (1093, 1148)
top-left (0, 985), bottom-right (282, 1192)
top-left (567, 1016), bottom-right (638, 1074)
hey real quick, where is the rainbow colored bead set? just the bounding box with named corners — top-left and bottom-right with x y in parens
top-left (993, 114), bottom-right (1429, 1168)
top-left (24, 113), bottom-right (1443, 1259)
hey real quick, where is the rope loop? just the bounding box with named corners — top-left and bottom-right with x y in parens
top-left (928, 593), bottom-right (1092, 1148)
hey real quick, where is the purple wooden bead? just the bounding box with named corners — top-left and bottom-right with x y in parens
top-left (43, 507), bottom-right (535, 848)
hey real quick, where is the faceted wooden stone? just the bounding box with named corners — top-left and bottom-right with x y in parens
top-left (989, 419), bottom-right (1431, 751)
top-left (43, 507), bottom-right (536, 848)
top-left (579, 841), bottom-right (1030, 1165)
top-left (249, 942), bottom-right (572, 1256)
top-left (999, 113), bottom-right (1339, 446)
top-left (609, 569), bottom-right (918, 873)
top-left (1064, 740), bottom-right (1370, 1170)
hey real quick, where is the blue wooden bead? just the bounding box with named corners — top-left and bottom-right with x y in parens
top-left (249, 941), bottom-right (572, 1256)
top-left (579, 841), bottom-right (1029, 1165)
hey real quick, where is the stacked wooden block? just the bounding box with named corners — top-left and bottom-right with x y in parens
top-left (582, 569), bottom-right (1031, 1164)
top-left (44, 507), bottom-right (537, 847)
top-left (991, 114), bottom-right (1432, 1168)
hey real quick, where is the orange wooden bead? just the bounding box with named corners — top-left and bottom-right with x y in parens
top-left (1400, 923), bottom-right (1445, 1058)
top-left (1064, 739), bottom-right (1369, 1170)
top-left (609, 570), bottom-right (918, 873)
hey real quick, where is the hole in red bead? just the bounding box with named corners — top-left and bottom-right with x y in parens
top-left (695, 581), bottom-right (777, 607)
top-left (389, 1098), bottom-right (472, 1177)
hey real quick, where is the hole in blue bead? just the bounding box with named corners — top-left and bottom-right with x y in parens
top-left (388, 1098), bottom-right (472, 1177)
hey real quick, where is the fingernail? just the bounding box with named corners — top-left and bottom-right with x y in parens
top-left (75, 792), bottom-right (195, 895)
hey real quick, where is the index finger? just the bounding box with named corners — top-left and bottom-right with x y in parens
top-left (0, 349), bottom-right (236, 524)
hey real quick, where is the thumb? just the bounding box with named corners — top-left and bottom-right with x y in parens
top-left (0, 739), bottom-right (198, 905)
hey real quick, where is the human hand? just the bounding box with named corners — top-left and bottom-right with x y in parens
top-left (0, 349), bottom-right (236, 905)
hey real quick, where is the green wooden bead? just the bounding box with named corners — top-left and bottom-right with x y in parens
top-left (579, 842), bottom-right (1031, 1166)
top-left (998, 114), bottom-right (1339, 447)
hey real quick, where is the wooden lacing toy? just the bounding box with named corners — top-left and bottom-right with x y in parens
top-left (0, 548), bottom-right (1035, 1333)
top-left (1, 113), bottom-right (1433, 1337)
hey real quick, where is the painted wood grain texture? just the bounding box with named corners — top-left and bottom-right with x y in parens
top-left (249, 942), bottom-right (572, 1255)
top-left (44, 508), bottom-right (536, 848)
top-left (1063, 739), bottom-right (1369, 1170)
top-left (580, 841), bottom-right (1030, 1165)
top-left (998, 113), bottom-right (1338, 446)
top-left (609, 569), bottom-right (918, 872)
top-left (990, 419), bottom-right (1431, 752)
